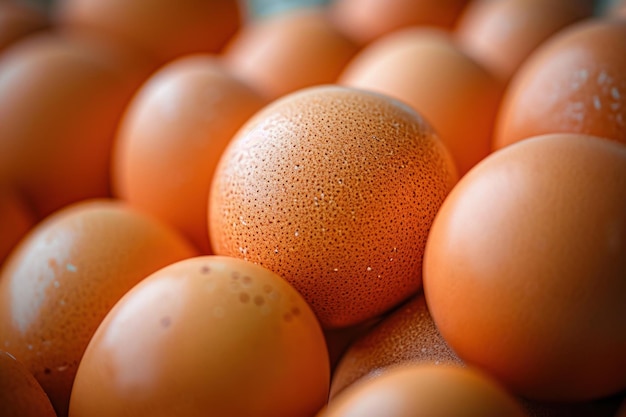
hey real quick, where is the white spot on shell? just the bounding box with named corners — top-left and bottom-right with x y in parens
top-left (66, 263), bottom-right (77, 272)
top-left (611, 87), bottom-right (621, 100)
top-left (593, 96), bottom-right (602, 110)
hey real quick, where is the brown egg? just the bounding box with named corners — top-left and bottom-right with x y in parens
top-left (330, 295), bottom-right (463, 399)
top-left (0, 33), bottom-right (149, 218)
top-left (329, 0), bottom-right (470, 46)
top-left (494, 19), bottom-right (626, 149)
top-left (455, 0), bottom-right (594, 82)
top-left (112, 54), bottom-right (268, 253)
top-left (423, 133), bottom-right (626, 401)
top-left (0, 199), bottom-right (197, 416)
top-left (209, 85), bottom-right (457, 328)
top-left (340, 28), bottom-right (504, 176)
top-left (0, 351), bottom-right (56, 417)
top-left (223, 7), bottom-right (358, 100)
top-left (0, 0), bottom-right (49, 52)
top-left (320, 364), bottom-right (528, 417)
top-left (54, 0), bottom-right (240, 65)
top-left (0, 186), bottom-right (36, 265)
top-left (69, 256), bottom-right (330, 417)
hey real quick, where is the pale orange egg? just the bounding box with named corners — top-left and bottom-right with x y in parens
top-left (69, 256), bottom-right (330, 417)
top-left (209, 85), bottom-right (457, 328)
top-left (423, 133), bottom-right (626, 401)
top-left (340, 27), bottom-right (504, 176)
top-left (113, 54), bottom-right (268, 253)
top-left (223, 7), bottom-right (358, 100)
top-left (54, 0), bottom-right (241, 65)
top-left (455, 0), bottom-right (594, 82)
top-left (0, 199), bottom-right (197, 416)
top-left (329, 0), bottom-right (471, 46)
top-left (0, 33), bottom-right (150, 218)
top-left (320, 364), bottom-right (528, 417)
top-left (494, 18), bottom-right (626, 149)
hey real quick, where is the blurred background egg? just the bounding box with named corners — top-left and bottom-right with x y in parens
top-left (340, 27), bottom-right (504, 176)
top-left (319, 364), bottom-right (528, 417)
top-left (0, 33), bottom-right (150, 218)
top-left (54, 0), bottom-right (241, 66)
top-left (454, 0), bottom-right (595, 82)
top-left (0, 199), bottom-right (196, 416)
top-left (0, 186), bottom-right (36, 265)
top-left (494, 18), bottom-right (626, 149)
top-left (69, 256), bottom-right (330, 417)
top-left (423, 133), bottom-right (626, 401)
top-left (329, 0), bottom-right (471, 46)
top-left (209, 85), bottom-right (457, 328)
top-left (0, 0), bottom-right (49, 53)
top-left (223, 7), bottom-right (358, 100)
top-left (112, 54), bottom-right (268, 254)
top-left (0, 351), bottom-right (57, 417)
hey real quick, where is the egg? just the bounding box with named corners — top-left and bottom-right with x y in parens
top-left (329, 0), bottom-right (470, 46)
top-left (0, 186), bottom-right (36, 265)
top-left (0, 33), bottom-right (149, 218)
top-left (0, 199), bottom-right (197, 416)
top-left (339, 27), bottom-right (504, 176)
top-left (0, 0), bottom-right (49, 53)
top-left (68, 256), bottom-right (330, 417)
top-left (320, 364), bottom-right (528, 417)
top-left (209, 85), bottom-right (458, 328)
top-left (54, 0), bottom-right (240, 65)
top-left (223, 7), bottom-right (358, 100)
top-left (112, 54), bottom-right (268, 253)
top-left (330, 295), bottom-right (462, 399)
top-left (0, 351), bottom-right (56, 417)
top-left (423, 133), bottom-right (626, 401)
top-left (494, 18), bottom-right (626, 149)
top-left (455, 0), bottom-right (594, 82)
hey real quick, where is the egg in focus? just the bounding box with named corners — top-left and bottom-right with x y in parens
top-left (209, 85), bottom-right (457, 328)
top-left (69, 256), bottom-right (330, 417)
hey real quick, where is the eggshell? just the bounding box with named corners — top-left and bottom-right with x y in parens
top-left (223, 7), bottom-right (358, 100)
top-left (455, 0), bottom-right (594, 82)
top-left (320, 364), bottom-right (528, 417)
top-left (54, 0), bottom-right (240, 65)
top-left (0, 186), bottom-right (36, 265)
top-left (0, 0), bottom-right (49, 53)
top-left (0, 33), bottom-right (149, 217)
top-left (340, 28), bottom-right (504, 176)
top-left (329, 0), bottom-right (470, 46)
top-left (0, 199), bottom-right (197, 416)
top-left (494, 18), bottom-right (626, 149)
top-left (69, 256), bottom-right (330, 417)
top-left (209, 85), bottom-right (458, 328)
top-left (330, 295), bottom-right (463, 399)
top-left (112, 54), bottom-right (268, 253)
top-left (0, 351), bottom-right (56, 417)
top-left (423, 133), bottom-right (626, 401)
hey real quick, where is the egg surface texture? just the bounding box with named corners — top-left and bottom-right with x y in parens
top-left (423, 133), bottom-right (626, 401)
top-left (68, 256), bottom-right (330, 417)
top-left (209, 85), bottom-right (457, 328)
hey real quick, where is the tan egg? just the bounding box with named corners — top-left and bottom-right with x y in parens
top-left (209, 85), bottom-right (457, 328)
top-left (330, 295), bottom-right (463, 399)
top-left (329, 0), bottom-right (470, 46)
top-left (455, 0), bottom-right (594, 82)
top-left (54, 0), bottom-right (240, 65)
top-left (0, 33), bottom-right (150, 218)
top-left (69, 256), bottom-right (330, 417)
top-left (112, 54), bottom-right (268, 253)
top-left (0, 186), bottom-right (36, 265)
top-left (223, 7), bottom-right (358, 100)
top-left (494, 19), bottom-right (626, 149)
top-left (423, 134), bottom-right (626, 401)
top-left (320, 364), bottom-right (528, 417)
top-left (0, 0), bottom-right (49, 52)
top-left (0, 351), bottom-right (56, 417)
top-left (340, 28), bottom-right (504, 176)
top-left (0, 199), bottom-right (197, 416)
